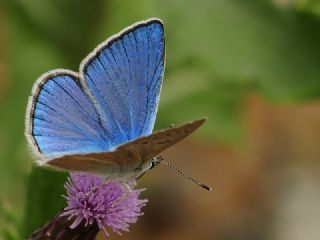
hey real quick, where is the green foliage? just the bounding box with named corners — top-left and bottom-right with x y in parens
top-left (23, 169), bottom-right (67, 236)
top-left (0, 199), bottom-right (21, 240)
top-left (286, 0), bottom-right (320, 16)
top-left (1, 0), bottom-right (320, 238)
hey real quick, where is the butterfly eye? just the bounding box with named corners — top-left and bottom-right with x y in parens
top-left (149, 161), bottom-right (156, 170)
top-left (141, 160), bottom-right (155, 172)
top-left (149, 157), bottom-right (161, 170)
top-left (144, 161), bottom-right (153, 170)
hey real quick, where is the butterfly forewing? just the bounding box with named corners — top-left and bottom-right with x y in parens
top-left (118, 118), bottom-right (206, 161)
top-left (81, 19), bottom-right (164, 145)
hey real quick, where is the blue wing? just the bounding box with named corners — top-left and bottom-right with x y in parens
top-left (81, 19), bottom-right (165, 145)
top-left (26, 71), bottom-right (110, 158)
top-left (26, 19), bottom-right (165, 161)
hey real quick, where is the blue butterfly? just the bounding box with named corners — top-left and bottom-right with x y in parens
top-left (25, 18), bottom-right (206, 181)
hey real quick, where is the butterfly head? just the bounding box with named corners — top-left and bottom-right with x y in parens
top-left (134, 156), bottom-right (162, 180)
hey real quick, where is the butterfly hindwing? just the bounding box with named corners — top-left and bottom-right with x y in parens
top-left (25, 70), bottom-right (110, 160)
top-left (80, 19), bottom-right (165, 145)
top-left (47, 148), bottom-right (140, 178)
top-left (120, 118), bottom-right (206, 161)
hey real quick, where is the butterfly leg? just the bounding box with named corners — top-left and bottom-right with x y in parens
top-left (121, 181), bottom-right (132, 193)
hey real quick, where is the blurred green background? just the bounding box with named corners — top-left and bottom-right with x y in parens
top-left (1, 0), bottom-right (320, 239)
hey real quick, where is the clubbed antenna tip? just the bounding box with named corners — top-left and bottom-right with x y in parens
top-left (200, 184), bottom-right (212, 192)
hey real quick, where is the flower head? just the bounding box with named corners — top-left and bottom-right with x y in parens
top-left (61, 173), bottom-right (147, 236)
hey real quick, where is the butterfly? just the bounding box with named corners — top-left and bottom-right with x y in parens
top-left (25, 18), bottom-right (206, 181)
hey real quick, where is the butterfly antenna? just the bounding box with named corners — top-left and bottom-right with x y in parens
top-left (153, 157), bottom-right (212, 192)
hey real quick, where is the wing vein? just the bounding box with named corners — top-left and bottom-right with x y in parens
top-left (120, 40), bottom-right (134, 137)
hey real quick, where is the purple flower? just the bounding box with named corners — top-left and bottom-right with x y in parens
top-left (61, 173), bottom-right (147, 236)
